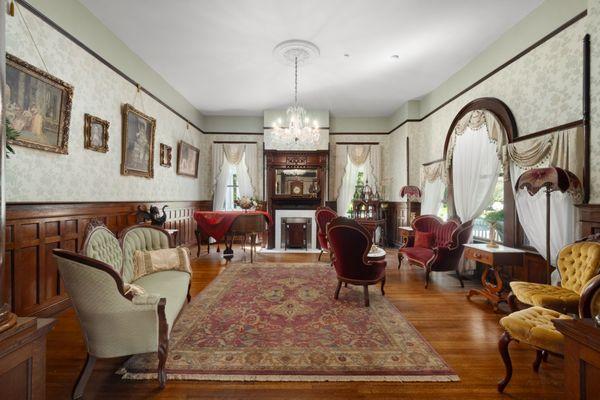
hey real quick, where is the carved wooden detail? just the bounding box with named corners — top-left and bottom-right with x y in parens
top-left (3, 200), bottom-right (211, 317)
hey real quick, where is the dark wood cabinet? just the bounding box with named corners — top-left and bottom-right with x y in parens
top-left (386, 201), bottom-right (421, 247)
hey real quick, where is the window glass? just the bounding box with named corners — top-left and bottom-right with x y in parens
top-left (472, 172), bottom-right (504, 241)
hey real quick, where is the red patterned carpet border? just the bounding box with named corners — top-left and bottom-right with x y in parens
top-left (121, 262), bottom-right (458, 382)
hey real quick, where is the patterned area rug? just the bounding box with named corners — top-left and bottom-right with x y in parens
top-left (120, 263), bottom-right (458, 382)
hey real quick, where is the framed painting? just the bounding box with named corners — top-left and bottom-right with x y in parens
top-left (84, 113), bottom-right (109, 152)
top-left (160, 143), bottom-right (172, 167)
top-left (5, 53), bottom-right (73, 154)
top-left (121, 103), bottom-right (156, 178)
top-left (177, 141), bottom-right (199, 178)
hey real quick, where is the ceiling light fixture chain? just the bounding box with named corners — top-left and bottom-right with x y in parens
top-left (272, 40), bottom-right (321, 145)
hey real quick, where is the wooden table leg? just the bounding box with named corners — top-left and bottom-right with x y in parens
top-left (223, 233), bottom-right (234, 260)
top-left (195, 228), bottom-right (202, 257)
top-left (250, 233), bottom-right (256, 263)
top-left (466, 265), bottom-right (506, 312)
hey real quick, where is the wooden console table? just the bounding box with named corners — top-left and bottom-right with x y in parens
top-left (0, 317), bottom-right (56, 400)
top-left (554, 318), bottom-right (600, 400)
top-left (464, 243), bottom-right (524, 312)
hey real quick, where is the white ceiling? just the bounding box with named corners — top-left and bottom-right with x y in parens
top-left (80, 0), bottom-right (542, 117)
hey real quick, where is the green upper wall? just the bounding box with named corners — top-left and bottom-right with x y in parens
top-left (390, 0), bottom-right (588, 129)
top-left (21, 0), bottom-right (205, 129)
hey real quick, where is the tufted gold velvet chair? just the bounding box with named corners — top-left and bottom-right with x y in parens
top-left (508, 240), bottom-right (600, 314)
top-left (497, 274), bottom-right (600, 393)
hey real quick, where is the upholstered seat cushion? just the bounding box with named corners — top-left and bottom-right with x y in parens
top-left (510, 281), bottom-right (580, 314)
top-left (132, 270), bottom-right (190, 333)
top-left (499, 306), bottom-right (571, 355)
top-left (399, 247), bottom-right (434, 265)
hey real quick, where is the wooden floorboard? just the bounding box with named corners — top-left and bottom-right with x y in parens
top-left (45, 246), bottom-right (564, 399)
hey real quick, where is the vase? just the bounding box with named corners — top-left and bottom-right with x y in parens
top-left (487, 222), bottom-right (499, 248)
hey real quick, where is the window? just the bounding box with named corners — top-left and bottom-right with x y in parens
top-left (347, 171), bottom-right (365, 216)
top-left (472, 172), bottom-right (504, 241)
top-left (224, 168), bottom-right (239, 211)
top-left (438, 187), bottom-right (449, 221)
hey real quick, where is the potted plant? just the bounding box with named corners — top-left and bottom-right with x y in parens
top-left (5, 118), bottom-right (19, 158)
top-left (484, 207), bottom-right (504, 248)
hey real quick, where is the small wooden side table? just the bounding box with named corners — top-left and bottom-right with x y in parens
top-left (398, 226), bottom-right (414, 248)
top-left (554, 318), bottom-right (600, 400)
top-left (165, 228), bottom-right (179, 246)
top-left (464, 243), bottom-right (524, 312)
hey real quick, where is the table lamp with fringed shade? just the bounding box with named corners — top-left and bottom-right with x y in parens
top-left (400, 185), bottom-right (422, 225)
top-left (515, 167), bottom-right (583, 285)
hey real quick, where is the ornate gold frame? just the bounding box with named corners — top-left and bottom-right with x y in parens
top-left (159, 143), bottom-right (172, 167)
top-left (6, 53), bottom-right (73, 154)
top-left (120, 103), bottom-right (156, 178)
top-left (83, 113), bottom-right (109, 153)
top-left (176, 140), bottom-right (199, 178)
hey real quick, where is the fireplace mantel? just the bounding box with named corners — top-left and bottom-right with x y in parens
top-left (265, 150), bottom-right (328, 248)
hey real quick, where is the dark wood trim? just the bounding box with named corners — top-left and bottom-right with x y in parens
top-left (213, 141), bottom-right (258, 144)
top-left (264, 126), bottom-right (331, 130)
top-left (511, 120), bottom-right (583, 142)
top-left (583, 33), bottom-right (591, 204)
top-left (406, 136), bottom-right (410, 186)
top-left (388, 11), bottom-right (588, 135)
top-left (330, 131), bottom-right (387, 136)
top-left (205, 131), bottom-right (263, 136)
top-left (335, 142), bottom-right (380, 145)
top-left (157, 298), bottom-right (168, 388)
top-left (14, 0), bottom-right (205, 134)
top-left (422, 158), bottom-right (444, 167)
top-left (579, 275), bottom-right (600, 318)
top-left (52, 249), bottom-right (132, 300)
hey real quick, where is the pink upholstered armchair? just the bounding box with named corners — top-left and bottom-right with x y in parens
top-left (398, 215), bottom-right (473, 288)
top-left (315, 206), bottom-right (337, 261)
top-left (327, 217), bottom-right (386, 307)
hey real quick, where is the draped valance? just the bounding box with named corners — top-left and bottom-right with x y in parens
top-left (446, 110), bottom-right (508, 169)
top-left (421, 161), bottom-right (445, 187)
top-left (334, 144), bottom-right (381, 199)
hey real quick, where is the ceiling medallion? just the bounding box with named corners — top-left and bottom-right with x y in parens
top-left (271, 40), bottom-right (320, 145)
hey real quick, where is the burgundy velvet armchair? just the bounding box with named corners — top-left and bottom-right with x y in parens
top-left (398, 215), bottom-right (473, 288)
top-left (327, 217), bottom-right (386, 307)
top-left (315, 206), bottom-right (337, 261)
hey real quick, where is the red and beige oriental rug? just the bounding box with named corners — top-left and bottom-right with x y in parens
top-left (120, 262), bottom-right (458, 382)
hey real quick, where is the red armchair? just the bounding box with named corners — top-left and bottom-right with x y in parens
top-left (327, 217), bottom-right (387, 307)
top-left (398, 215), bottom-right (473, 288)
top-left (315, 206), bottom-right (337, 261)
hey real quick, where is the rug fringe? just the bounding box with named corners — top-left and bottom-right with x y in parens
top-left (120, 372), bottom-right (460, 382)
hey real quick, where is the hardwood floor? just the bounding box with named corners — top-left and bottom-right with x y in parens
top-left (45, 246), bottom-right (564, 399)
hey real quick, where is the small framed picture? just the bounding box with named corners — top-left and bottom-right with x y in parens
top-left (121, 103), bottom-right (156, 178)
top-left (84, 114), bottom-right (109, 152)
top-left (160, 143), bottom-right (172, 167)
top-left (177, 141), bottom-right (199, 178)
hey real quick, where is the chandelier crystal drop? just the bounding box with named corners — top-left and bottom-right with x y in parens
top-left (272, 55), bottom-right (320, 144)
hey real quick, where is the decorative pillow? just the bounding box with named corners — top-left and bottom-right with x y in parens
top-left (414, 231), bottom-right (434, 249)
top-left (132, 246), bottom-right (192, 281)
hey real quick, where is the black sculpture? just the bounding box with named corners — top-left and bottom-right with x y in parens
top-left (136, 205), bottom-right (168, 227)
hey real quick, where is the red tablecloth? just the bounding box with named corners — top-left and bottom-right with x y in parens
top-left (193, 210), bottom-right (271, 241)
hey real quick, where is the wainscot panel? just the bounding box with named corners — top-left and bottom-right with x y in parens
top-left (3, 200), bottom-right (212, 317)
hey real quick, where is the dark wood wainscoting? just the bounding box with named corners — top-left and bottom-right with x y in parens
top-left (3, 200), bottom-right (211, 317)
top-left (578, 204), bottom-right (600, 236)
top-left (385, 201), bottom-right (421, 247)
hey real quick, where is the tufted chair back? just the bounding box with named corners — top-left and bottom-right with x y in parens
top-left (81, 223), bottom-right (123, 273)
top-left (412, 215), bottom-right (460, 248)
top-left (316, 206), bottom-right (337, 250)
top-left (119, 225), bottom-right (173, 283)
top-left (557, 241), bottom-right (600, 294)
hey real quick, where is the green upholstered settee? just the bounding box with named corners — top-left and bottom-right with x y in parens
top-left (53, 221), bottom-right (191, 399)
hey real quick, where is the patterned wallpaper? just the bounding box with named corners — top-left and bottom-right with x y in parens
top-left (387, 17), bottom-right (587, 199)
top-left (589, 0), bottom-right (600, 203)
top-left (5, 7), bottom-right (209, 202)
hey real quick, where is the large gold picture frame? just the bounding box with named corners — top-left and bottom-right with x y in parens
top-left (121, 103), bottom-right (156, 178)
top-left (5, 53), bottom-right (73, 154)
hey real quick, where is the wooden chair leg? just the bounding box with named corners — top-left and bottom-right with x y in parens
top-left (507, 292), bottom-right (519, 312)
top-left (334, 280), bottom-right (342, 300)
top-left (497, 331), bottom-right (513, 393)
top-left (363, 285), bottom-right (370, 307)
top-left (533, 350), bottom-right (543, 372)
top-left (72, 353), bottom-right (96, 400)
top-left (542, 350), bottom-right (549, 362)
top-left (425, 269), bottom-right (431, 289)
top-left (398, 253), bottom-right (403, 270)
top-left (318, 250), bottom-right (323, 261)
top-left (456, 270), bottom-right (464, 288)
top-left (381, 277), bottom-right (386, 295)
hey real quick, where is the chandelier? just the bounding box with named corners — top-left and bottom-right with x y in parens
top-left (272, 40), bottom-right (320, 144)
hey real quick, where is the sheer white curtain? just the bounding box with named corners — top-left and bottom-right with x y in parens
top-left (420, 162), bottom-right (445, 216)
top-left (337, 145), bottom-right (371, 215)
top-left (212, 143), bottom-right (255, 211)
top-left (506, 127), bottom-right (582, 284)
top-left (451, 124), bottom-right (500, 222)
